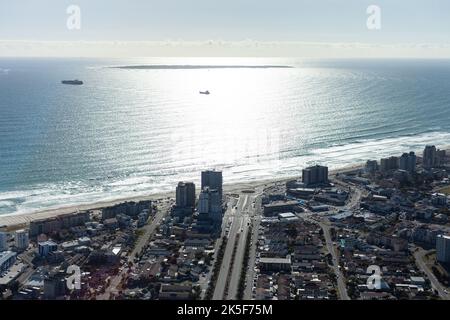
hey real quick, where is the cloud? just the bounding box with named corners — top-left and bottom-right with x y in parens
top-left (0, 40), bottom-right (450, 58)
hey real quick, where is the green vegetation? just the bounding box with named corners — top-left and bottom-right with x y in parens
top-left (224, 234), bottom-right (240, 297)
top-left (237, 226), bottom-right (252, 299)
top-left (438, 185), bottom-right (450, 195)
top-left (205, 236), bottom-right (228, 299)
top-left (431, 265), bottom-right (450, 287)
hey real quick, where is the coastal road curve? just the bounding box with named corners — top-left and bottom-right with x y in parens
top-left (413, 248), bottom-right (450, 300)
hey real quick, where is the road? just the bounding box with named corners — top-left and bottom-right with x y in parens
top-left (333, 178), bottom-right (365, 211)
top-left (212, 195), bottom-right (246, 300)
top-left (303, 213), bottom-right (349, 300)
top-left (128, 202), bottom-right (169, 263)
top-left (413, 248), bottom-right (450, 300)
top-left (212, 189), bottom-right (263, 300)
top-left (244, 193), bottom-right (262, 300)
top-left (200, 196), bottom-right (238, 299)
top-left (315, 178), bottom-right (365, 300)
top-left (227, 193), bottom-right (255, 299)
top-left (320, 220), bottom-right (350, 300)
top-left (15, 252), bottom-right (35, 287)
top-left (97, 201), bottom-right (169, 300)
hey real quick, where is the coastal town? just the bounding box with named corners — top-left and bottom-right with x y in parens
top-left (1, 145), bottom-right (450, 300)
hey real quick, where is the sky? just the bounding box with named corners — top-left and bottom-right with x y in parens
top-left (0, 0), bottom-right (449, 57)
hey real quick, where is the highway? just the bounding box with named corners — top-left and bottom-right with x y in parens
top-left (227, 194), bottom-right (254, 299)
top-left (212, 188), bottom-right (263, 300)
top-left (200, 196), bottom-right (238, 299)
top-left (212, 195), bottom-right (245, 299)
top-left (244, 193), bottom-right (262, 299)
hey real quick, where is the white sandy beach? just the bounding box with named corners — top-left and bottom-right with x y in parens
top-left (4, 143), bottom-right (449, 230)
top-left (0, 163), bottom-right (364, 229)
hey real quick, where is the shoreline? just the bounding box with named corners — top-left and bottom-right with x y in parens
top-left (0, 163), bottom-right (364, 229)
top-left (2, 142), bottom-right (449, 229)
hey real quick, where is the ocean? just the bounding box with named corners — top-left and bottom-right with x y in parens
top-left (1, 57), bottom-right (450, 216)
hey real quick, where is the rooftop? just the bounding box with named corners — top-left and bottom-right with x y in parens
top-left (38, 240), bottom-right (58, 246)
top-left (278, 212), bottom-right (296, 219)
top-left (0, 251), bottom-right (16, 265)
top-left (259, 257), bottom-right (291, 264)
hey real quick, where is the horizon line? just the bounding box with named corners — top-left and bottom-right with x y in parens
top-left (1, 40), bottom-right (450, 59)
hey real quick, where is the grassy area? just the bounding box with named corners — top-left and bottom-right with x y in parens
top-left (425, 250), bottom-right (436, 260)
top-left (438, 185), bottom-right (450, 195)
top-left (423, 252), bottom-right (450, 288)
top-left (205, 236), bottom-right (228, 300)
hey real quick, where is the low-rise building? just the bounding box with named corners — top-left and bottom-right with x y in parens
top-left (0, 251), bottom-right (16, 272)
top-left (278, 212), bottom-right (299, 223)
top-left (38, 240), bottom-right (58, 257)
top-left (29, 211), bottom-right (90, 237)
top-left (159, 284), bottom-right (192, 300)
top-left (263, 201), bottom-right (300, 216)
top-left (431, 193), bottom-right (448, 206)
top-left (259, 256), bottom-right (292, 272)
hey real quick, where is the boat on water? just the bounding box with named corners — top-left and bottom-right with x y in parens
top-left (199, 90), bottom-right (210, 95)
top-left (62, 80), bottom-right (83, 85)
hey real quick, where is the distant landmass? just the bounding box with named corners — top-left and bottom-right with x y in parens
top-left (111, 65), bottom-right (293, 70)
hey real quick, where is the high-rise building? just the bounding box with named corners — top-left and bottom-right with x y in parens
top-left (436, 234), bottom-right (450, 263)
top-left (380, 156), bottom-right (399, 172)
top-left (198, 189), bottom-right (210, 215)
top-left (423, 145), bottom-right (437, 169)
top-left (209, 190), bottom-right (222, 223)
top-left (0, 232), bottom-right (8, 252)
top-left (399, 152), bottom-right (417, 173)
top-left (198, 187), bottom-right (222, 224)
top-left (365, 160), bottom-right (379, 174)
top-left (14, 229), bottom-right (29, 251)
top-left (436, 149), bottom-right (447, 167)
top-left (302, 165), bottom-right (328, 187)
top-left (175, 182), bottom-right (196, 208)
top-left (201, 170), bottom-right (223, 199)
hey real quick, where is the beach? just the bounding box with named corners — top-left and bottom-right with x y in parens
top-left (2, 142), bottom-right (449, 230)
top-left (0, 163), bottom-right (364, 229)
